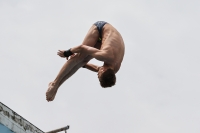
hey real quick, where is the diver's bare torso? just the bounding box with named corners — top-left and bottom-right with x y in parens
top-left (100, 23), bottom-right (125, 73)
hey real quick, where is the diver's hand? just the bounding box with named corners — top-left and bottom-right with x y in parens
top-left (57, 50), bottom-right (65, 58)
top-left (57, 50), bottom-right (76, 60)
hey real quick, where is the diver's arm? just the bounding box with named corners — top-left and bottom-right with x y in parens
top-left (82, 63), bottom-right (100, 72)
top-left (71, 45), bottom-right (111, 62)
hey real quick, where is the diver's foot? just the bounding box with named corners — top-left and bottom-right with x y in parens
top-left (46, 82), bottom-right (58, 102)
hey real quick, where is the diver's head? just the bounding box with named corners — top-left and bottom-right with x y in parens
top-left (98, 67), bottom-right (116, 88)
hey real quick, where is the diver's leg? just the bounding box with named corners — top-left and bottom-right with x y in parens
top-left (46, 56), bottom-right (93, 101)
top-left (46, 56), bottom-right (92, 101)
top-left (57, 55), bottom-right (93, 87)
top-left (54, 41), bottom-right (101, 90)
top-left (51, 25), bottom-right (99, 86)
top-left (55, 41), bottom-right (101, 90)
top-left (46, 24), bottom-right (100, 101)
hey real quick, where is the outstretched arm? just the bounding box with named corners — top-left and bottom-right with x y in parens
top-left (82, 63), bottom-right (100, 72)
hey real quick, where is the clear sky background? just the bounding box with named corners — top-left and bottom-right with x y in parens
top-left (0, 0), bottom-right (200, 133)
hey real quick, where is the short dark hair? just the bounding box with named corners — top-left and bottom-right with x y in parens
top-left (99, 68), bottom-right (116, 88)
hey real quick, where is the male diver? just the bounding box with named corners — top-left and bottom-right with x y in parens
top-left (46, 21), bottom-right (125, 101)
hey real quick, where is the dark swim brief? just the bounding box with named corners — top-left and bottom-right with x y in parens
top-left (94, 21), bottom-right (107, 42)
